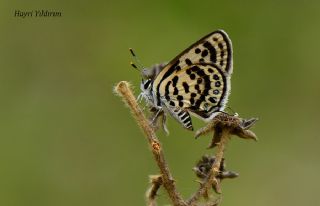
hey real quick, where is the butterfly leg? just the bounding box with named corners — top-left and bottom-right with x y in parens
top-left (148, 107), bottom-right (169, 134)
top-left (137, 93), bottom-right (143, 102)
top-left (151, 108), bottom-right (162, 123)
top-left (161, 112), bottom-right (169, 135)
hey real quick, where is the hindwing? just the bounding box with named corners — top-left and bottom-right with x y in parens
top-left (158, 63), bottom-right (230, 121)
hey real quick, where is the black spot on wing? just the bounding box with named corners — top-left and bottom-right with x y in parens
top-left (173, 87), bottom-right (178, 95)
top-left (191, 65), bottom-right (200, 72)
top-left (165, 81), bottom-right (171, 98)
top-left (172, 76), bottom-right (179, 87)
top-left (196, 69), bottom-right (205, 77)
top-left (204, 75), bottom-right (211, 89)
top-left (195, 84), bottom-right (201, 94)
top-left (220, 51), bottom-right (225, 58)
top-left (182, 82), bottom-right (190, 93)
top-left (189, 73), bottom-right (196, 80)
top-left (185, 58), bottom-right (192, 65)
top-left (157, 60), bottom-right (180, 106)
top-left (190, 92), bottom-right (196, 105)
top-left (209, 97), bottom-right (217, 103)
top-left (200, 75), bottom-right (211, 105)
top-left (194, 99), bottom-right (202, 109)
top-left (201, 50), bottom-right (208, 57)
top-left (190, 98), bottom-right (195, 105)
top-left (203, 41), bottom-right (217, 63)
top-left (169, 101), bottom-right (175, 106)
top-left (213, 74), bottom-right (219, 80)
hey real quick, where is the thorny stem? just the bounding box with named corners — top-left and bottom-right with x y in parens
top-left (114, 81), bottom-right (257, 206)
top-left (187, 129), bottom-right (230, 205)
top-left (146, 175), bottom-right (163, 206)
top-left (115, 81), bottom-right (186, 206)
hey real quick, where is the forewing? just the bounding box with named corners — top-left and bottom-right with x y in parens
top-left (159, 63), bottom-right (230, 121)
top-left (159, 30), bottom-right (232, 77)
top-left (174, 30), bottom-right (233, 74)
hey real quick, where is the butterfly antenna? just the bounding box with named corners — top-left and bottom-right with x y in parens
top-left (130, 61), bottom-right (140, 71)
top-left (129, 48), bottom-right (145, 71)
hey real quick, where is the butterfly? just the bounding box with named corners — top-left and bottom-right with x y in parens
top-left (133, 30), bottom-right (233, 131)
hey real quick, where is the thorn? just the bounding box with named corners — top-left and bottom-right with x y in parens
top-left (220, 171), bottom-right (239, 179)
top-left (240, 117), bottom-right (259, 130)
top-left (195, 180), bottom-right (203, 184)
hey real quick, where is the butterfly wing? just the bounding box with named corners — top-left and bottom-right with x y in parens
top-left (152, 30), bottom-right (232, 107)
top-left (159, 63), bottom-right (230, 121)
top-left (149, 30), bottom-right (233, 130)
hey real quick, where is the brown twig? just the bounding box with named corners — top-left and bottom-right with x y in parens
top-left (114, 81), bottom-right (258, 206)
top-left (146, 175), bottom-right (163, 206)
top-left (114, 81), bottom-right (186, 206)
top-left (188, 114), bottom-right (257, 205)
top-left (187, 128), bottom-right (230, 205)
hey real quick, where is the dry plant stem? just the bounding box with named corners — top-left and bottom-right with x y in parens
top-left (187, 129), bottom-right (230, 205)
top-left (115, 81), bottom-right (186, 206)
top-left (146, 175), bottom-right (163, 206)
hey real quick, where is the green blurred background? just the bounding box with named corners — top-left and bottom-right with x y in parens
top-left (0, 0), bottom-right (320, 205)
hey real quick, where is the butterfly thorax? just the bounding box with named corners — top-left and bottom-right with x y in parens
top-left (140, 63), bottom-right (167, 108)
top-left (140, 79), bottom-right (158, 109)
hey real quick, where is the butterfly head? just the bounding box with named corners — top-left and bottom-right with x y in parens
top-left (141, 63), bottom-right (167, 80)
top-left (139, 63), bottom-right (167, 107)
top-left (140, 78), bottom-right (155, 106)
top-left (129, 48), bottom-right (166, 107)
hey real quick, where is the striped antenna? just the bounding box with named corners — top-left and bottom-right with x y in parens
top-left (130, 61), bottom-right (139, 71)
top-left (129, 48), bottom-right (145, 71)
